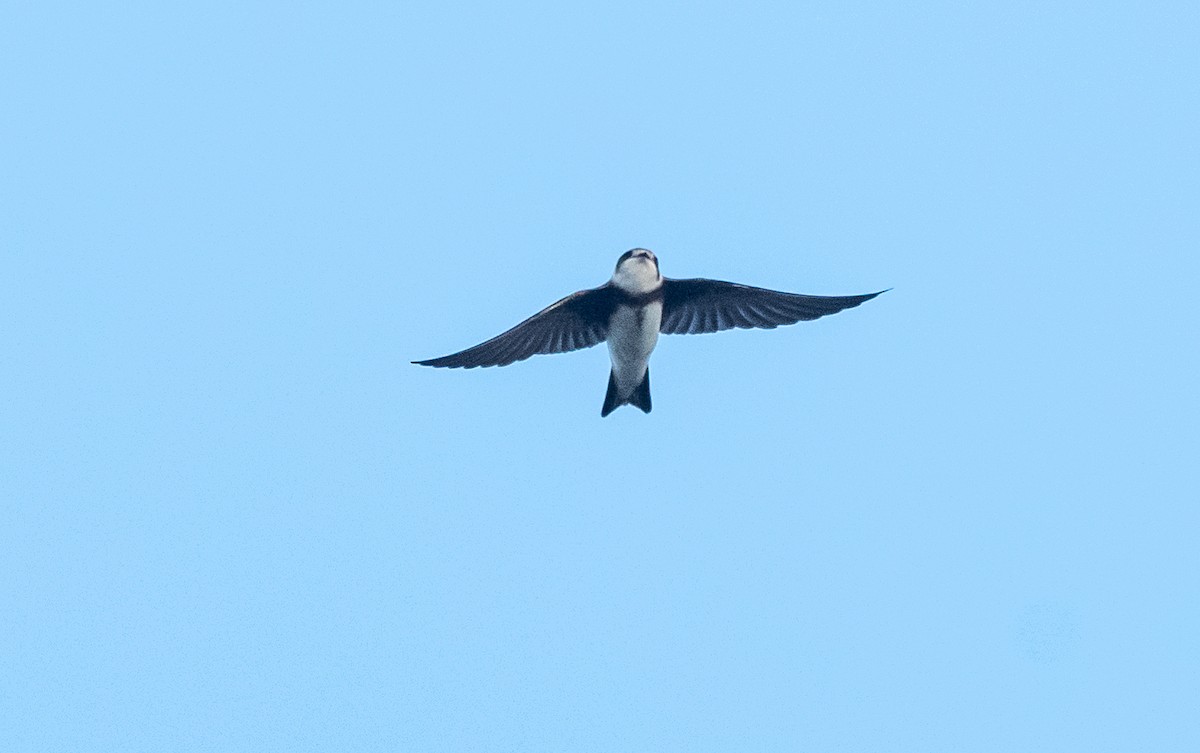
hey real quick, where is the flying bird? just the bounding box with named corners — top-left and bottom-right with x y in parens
top-left (413, 249), bottom-right (884, 416)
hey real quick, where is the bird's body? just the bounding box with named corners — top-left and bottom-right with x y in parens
top-left (606, 300), bottom-right (660, 399)
top-left (413, 249), bottom-right (884, 416)
top-left (605, 251), bottom-right (663, 413)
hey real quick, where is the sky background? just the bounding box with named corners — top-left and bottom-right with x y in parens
top-left (3, 1), bottom-right (1199, 751)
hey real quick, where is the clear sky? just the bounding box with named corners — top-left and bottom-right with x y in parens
top-left (3, 1), bottom-right (1198, 751)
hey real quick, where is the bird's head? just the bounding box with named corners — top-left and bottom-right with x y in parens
top-left (612, 248), bottom-right (661, 293)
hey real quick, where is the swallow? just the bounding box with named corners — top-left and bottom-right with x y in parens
top-left (413, 249), bottom-right (884, 416)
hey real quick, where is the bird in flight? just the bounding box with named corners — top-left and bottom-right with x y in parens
top-left (413, 249), bottom-right (884, 416)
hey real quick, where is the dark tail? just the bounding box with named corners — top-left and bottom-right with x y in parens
top-left (600, 368), bottom-right (652, 417)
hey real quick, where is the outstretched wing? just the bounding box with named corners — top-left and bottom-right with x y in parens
top-left (413, 286), bottom-right (616, 368)
top-left (660, 278), bottom-right (884, 335)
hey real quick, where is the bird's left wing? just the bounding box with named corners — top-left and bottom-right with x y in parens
top-left (413, 286), bottom-right (616, 368)
top-left (660, 278), bottom-right (884, 335)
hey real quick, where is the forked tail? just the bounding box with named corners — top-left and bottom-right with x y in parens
top-left (600, 368), bottom-right (652, 417)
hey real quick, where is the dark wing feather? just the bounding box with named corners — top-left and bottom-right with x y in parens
top-left (660, 278), bottom-right (885, 335)
top-left (413, 286), bottom-right (616, 368)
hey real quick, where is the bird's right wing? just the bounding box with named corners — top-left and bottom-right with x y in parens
top-left (660, 278), bottom-right (884, 335)
top-left (413, 286), bottom-right (616, 368)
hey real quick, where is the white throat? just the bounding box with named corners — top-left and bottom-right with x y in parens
top-left (611, 259), bottom-right (661, 294)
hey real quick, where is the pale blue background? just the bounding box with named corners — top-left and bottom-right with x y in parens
top-left (3, 1), bottom-right (1198, 751)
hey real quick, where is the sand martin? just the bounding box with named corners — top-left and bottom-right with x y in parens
top-left (413, 249), bottom-right (884, 416)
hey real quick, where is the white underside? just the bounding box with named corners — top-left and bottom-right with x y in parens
top-left (607, 301), bottom-right (662, 398)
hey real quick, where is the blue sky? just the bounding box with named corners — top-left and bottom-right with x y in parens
top-left (3, 1), bottom-right (1198, 751)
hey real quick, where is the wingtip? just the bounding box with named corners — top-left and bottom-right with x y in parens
top-left (412, 357), bottom-right (479, 369)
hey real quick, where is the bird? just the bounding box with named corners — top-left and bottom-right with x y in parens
top-left (413, 249), bottom-right (885, 416)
